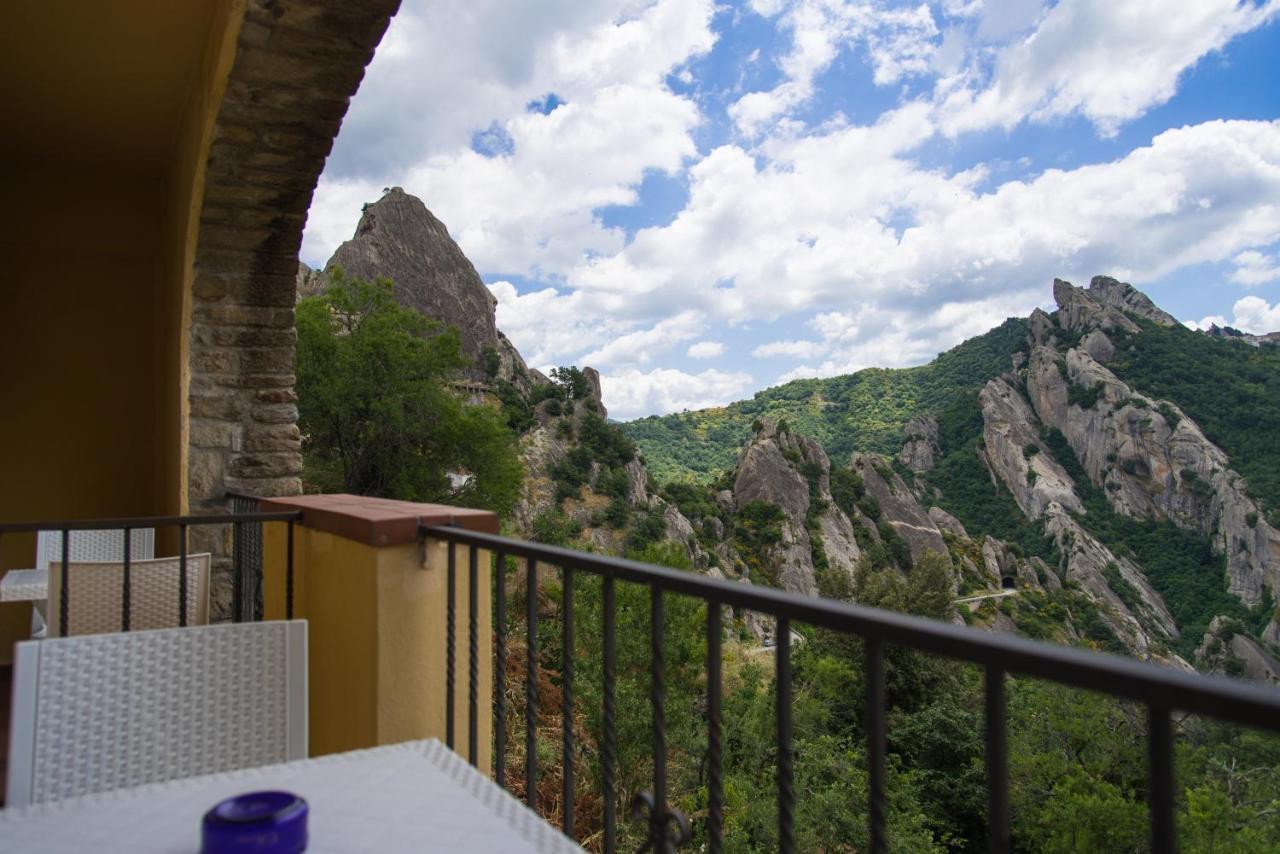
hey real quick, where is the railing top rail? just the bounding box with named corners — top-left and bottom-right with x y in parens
top-left (422, 524), bottom-right (1280, 733)
top-left (0, 511), bottom-right (303, 534)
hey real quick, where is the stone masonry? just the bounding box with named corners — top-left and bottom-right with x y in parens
top-left (187, 0), bottom-right (400, 616)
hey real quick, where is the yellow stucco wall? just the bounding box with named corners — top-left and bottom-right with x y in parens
top-left (0, 1), bottom-right (245, 662)
top-left (264, 525), bottom-right (494, 770)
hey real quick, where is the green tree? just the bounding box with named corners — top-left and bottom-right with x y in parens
top-left (296, 269), bottom-right (523, 515)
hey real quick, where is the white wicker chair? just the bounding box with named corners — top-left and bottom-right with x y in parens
top-left (35, 528), bottom-right (155, 572)
top-left (44, 553), bottom-right (212, 638)
top-left (6, 620), bottom-right (308, 807)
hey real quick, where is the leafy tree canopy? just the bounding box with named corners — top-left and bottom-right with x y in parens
top-left (296, 269), bottom-right (523, 516)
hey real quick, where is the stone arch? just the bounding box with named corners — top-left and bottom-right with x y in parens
top-left (186, 0), bottom-right (400, 610)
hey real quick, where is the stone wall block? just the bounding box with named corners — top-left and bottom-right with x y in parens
top-left (210, 327), bottom-right (295, 349)
top-left (252, 403), bottom-right (299, 424)
top-left (240, 346), bottom-right (296, 374)
top-left (255, 388), bottom-right (297, 404)
top-left (190, 421), bottom-right (241, 450)
top-left (245, 422), bottom-right (301, 452)
top-left (230, 452), bottom-right (304, 479)
top-left (236, 373), bottom-right (296, 389)
top-left (189, 392), bottom-right (249, 422)
top-left (190, 450), bottom-right (229, 503)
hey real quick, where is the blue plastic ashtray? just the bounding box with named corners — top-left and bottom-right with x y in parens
top-left (201, 790), bottom-right (308, 853)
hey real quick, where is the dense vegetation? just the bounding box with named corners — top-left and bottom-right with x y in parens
top-left (924, 391), bottom-right (1060, 562)
top-left (1107, 321), bottom-right (1280, 519)
top-left (295, 270), bottom-right (523, 515)
top-left (623, 319), bottom-right (1028, 484)
top-left (502, 545), bottom-right (1280, 851)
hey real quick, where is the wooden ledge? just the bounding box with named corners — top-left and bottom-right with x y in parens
top-left (257, 494), bottom-right (498, 547)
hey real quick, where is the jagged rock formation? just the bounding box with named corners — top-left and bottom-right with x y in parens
top-left (979, 377), bottom-right (1083, 519)
top-left (1196, 616), bottom-right (1280, 685)
top-left (1087, 275), bottom-right (1180, 326)
top-left (898, 415), bottom-right (939, 473)
top-left (1021, 307), bottom-right (1280, 606)
top-left (1201, 324), bottom-right (1280, 347)
top-left (324, 188), bottom-right (531, 386)
top-left (732, 425), bottom-right (860, 599)
top-left (851, 453), bottom-right (949, 565)
top-left (1043, 505), bottom-right (1178, 655)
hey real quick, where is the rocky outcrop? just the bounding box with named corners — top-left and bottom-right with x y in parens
top-left (1024, 344), bottom-right (1280, 605)
top-left (295, 261), bottom-right (326, 301)
top-left (1087, 275), bottom-right (1179, 327)
top-left (1044, 505), bottom-right (1178, 657)
top-left (731, 421), bottom-right (864, 596)
top-left (851, 453), bottom-right (949, 565)
top-left (1080, 329), bottom-right (1115, 364)
top-left (898, 415), bottom-right (939, 473)
top-left (1196, 616), bottom-right (1280, 685)
top-left (1201, 324), bottom-right (1280, 347)
top-left (928, 506), bottom-right (968, 538)
top-left (1053, 278), bottom-right (1139, 336)
top-left (978, 376), bottom-right (1083, 519)
top-left (325, 188), bottom-right (507, 382)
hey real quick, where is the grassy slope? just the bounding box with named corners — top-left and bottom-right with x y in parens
top-left (623, 318), bottom-right (1028, 484)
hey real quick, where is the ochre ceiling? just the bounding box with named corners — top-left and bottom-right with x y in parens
top-left (1, 0), bottom-right (221, 179)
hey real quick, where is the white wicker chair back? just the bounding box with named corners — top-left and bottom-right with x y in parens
top-left (6, 620), bottom-right (308, 806)
top-left (35, 529), bottom-right (155, 574)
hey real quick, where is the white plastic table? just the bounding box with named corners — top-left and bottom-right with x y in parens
top-left (0, 739), bottom-right (584, 853)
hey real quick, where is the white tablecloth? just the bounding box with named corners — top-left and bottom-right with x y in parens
top-left (0, 739), bottom-right (583, 853)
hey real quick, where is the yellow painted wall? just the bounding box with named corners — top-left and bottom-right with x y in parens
top-left (264, 525), bottom-right (493, 770)
top-left (0, 1), bottom-right (244, 662)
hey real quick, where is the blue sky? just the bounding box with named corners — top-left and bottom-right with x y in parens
top-left (301, 0), bottom-right (1280, 420)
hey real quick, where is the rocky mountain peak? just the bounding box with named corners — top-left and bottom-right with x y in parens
top-left (325, 188), bottom-right (505, 380)
top-left (1086, 275), bottom-right (1179, 327)
top-left (1052, 277), bottom-right (1139, 335)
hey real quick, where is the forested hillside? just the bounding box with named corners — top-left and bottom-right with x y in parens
top-left (624, 318), bottom-right (1028, 484)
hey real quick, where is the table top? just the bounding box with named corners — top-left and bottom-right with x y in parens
top-left (0, 739), bottom-right (584, 853)
top-left (0, 567), bottom-right (46, 602)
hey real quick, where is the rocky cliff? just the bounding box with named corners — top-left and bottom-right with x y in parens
top-left (323, 188), bottom-right (531, 385)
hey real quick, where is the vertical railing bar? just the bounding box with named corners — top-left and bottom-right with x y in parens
top-left (776, 618), bottom-right (794, 854)
top-left (469, 545), bottom-right (480, 767)
top-left (651, 586), bottom-right (667, 844)
top-left (603, 571), bottom-right (617, 854)
top-left (178, 523), bottom-right (188, 628)
top-left (1149, 705), bottom-right (1176, 854)
top-left (59, 528), bottom-right (69, 637)
top-left (495, 550), bottom-right (507, 791)
top-left (285, 519), bottom-right (295, 620)
top-left (446, 540), bottom-right (456, 751)
top-left (707, 600), bottom-right (723, 854)
top-left (867, 638), bottom-right (887, 854)
top-left (562, 565), bottom-right (575, 839)
top-left (526, 557), bottom-right (539, 811)
top-left (121, 527), bottom-right (132, 632)
top-left (232, 520), bottom-right (243, 623)
top-left (986, 666), bottom-right (1009, 854)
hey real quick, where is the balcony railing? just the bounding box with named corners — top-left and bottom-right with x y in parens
top-left (0, 504), bottom-right (301, 634)
top-left (422, 524), bottom-right (1280, 854)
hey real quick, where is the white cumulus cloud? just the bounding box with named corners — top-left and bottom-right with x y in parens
top-left (1230, 250), bottom-right (1280, 287)
top-left (935, 0), bottom-right (1280, 137)
top-left (602, 368), bottom-right (756, 419)
top-left (687, 341), bottom-right (727, 359)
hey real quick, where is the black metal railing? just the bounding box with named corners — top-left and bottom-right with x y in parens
top-left (0, 502), bottom-right (301, 635)
top-left (422, 524), bottom-right (1280, 854)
